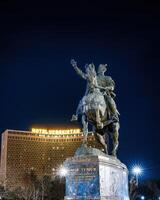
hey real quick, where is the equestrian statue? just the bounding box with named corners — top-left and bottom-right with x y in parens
top-left (71, 59), bottom-right (120, 157)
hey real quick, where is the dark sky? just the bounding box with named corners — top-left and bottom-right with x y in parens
top-left (0, 1), bottom-right (160, 179)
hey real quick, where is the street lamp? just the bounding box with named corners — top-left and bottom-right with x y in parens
top-left (140, 195), bottom-right (145, 200)
top-left (132, 165), bottom-right (143, 185)
top-left (58, 166), bottom-right (68, 177)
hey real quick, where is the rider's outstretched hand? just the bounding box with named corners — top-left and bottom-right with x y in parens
top-left (71, 59), bottom-right (77, 67)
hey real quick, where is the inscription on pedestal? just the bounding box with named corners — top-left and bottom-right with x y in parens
top-left (65, 161), bottom-right (99, 199)
top-left (64, 155), bottom-right (130, 200)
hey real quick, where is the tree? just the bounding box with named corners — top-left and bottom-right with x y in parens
top-left (130, 179), bottom-right (160, 200)
top-left (0, 171), bottom-right (66, 200)
top-left (17, 169), bottom-right (41, 200)
top-left (45, 177), bottom-right (65, 200)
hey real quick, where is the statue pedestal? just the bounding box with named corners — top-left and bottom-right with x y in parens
top-left (64, 147), bottom-right (129, 200)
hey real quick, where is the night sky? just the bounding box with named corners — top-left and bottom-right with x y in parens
top-left (0, 1), bottom-right (160, 179)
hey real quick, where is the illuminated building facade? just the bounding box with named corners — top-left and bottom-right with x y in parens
top-left (0, 128), bottom-right (102, 188)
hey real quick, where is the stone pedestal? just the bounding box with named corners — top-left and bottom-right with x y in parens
top-left (64, 147), bottom-right (129, 200)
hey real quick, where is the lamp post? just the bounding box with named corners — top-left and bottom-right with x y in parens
top-left (132, 165), bottom-right (142, 186)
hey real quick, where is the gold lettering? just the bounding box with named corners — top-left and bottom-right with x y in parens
top-left (31, 128), bottom-right (81, 135)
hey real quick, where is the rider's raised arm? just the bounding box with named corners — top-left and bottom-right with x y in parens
top-left (71, 59), bottom-right (87, 79)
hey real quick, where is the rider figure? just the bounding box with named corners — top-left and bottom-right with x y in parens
top-left (97, 64), bottom-right (119, 122)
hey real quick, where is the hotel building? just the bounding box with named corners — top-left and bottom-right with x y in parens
top-left (0, 128), bottom-right (102, 188)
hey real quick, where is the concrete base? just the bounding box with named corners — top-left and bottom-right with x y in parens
top-left (64, 153), bottom-right (129, 200)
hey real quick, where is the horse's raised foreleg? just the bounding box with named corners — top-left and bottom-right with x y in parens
top-left (111, 122), bottom-right (119, 157)
top-left (82, 114), bottom-right (88, 144)
top-left (94, 132), bottom-right (108, 154)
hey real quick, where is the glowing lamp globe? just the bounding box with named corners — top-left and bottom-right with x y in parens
top-left (132, 166), bottom-right (142, 175)
top-left (58, 166), bottom-right (68, 177)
